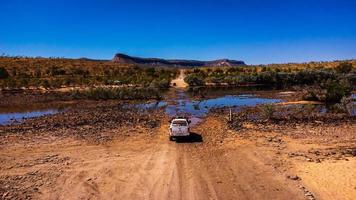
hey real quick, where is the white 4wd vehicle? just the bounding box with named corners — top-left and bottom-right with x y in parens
top-left (169, 117), bottom-right (191, 141)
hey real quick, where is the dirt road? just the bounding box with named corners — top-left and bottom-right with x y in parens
top-left (1, 117), bottom-right (310, 200)
top-left (1, 95), bottom-right (355, 200)
top-left (171, 70), bottom-right (188, 88)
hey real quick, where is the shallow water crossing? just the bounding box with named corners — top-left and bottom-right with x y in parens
top-left (138, 89), bottom-right (283, 124)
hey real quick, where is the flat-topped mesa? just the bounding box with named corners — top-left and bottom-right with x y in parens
top-left (112, 53), bottom-right (245, 67)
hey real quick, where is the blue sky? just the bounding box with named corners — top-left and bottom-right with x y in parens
top-left (1, 0), bottom-right (356, 64)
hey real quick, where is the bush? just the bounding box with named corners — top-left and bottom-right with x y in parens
top-left (325, 80), bottom-right (351, 103)
top-left (0, 67), bottom-right (9, 79)
top-left (260, 104), bottom-right (276, 120)
top-left (0, 57), bottom-right (178, 89)
top-left (336, 96), bottom-right (354, 116)
top-left (41, 79), bottom-right (50, 88)
top-left (256, 71), bottom-right (276, 84)
top-left (302, 80), bottom-right (351, 104)
top-left (149, 78), bottom-right (170, 89)
top-left (336, 62), bottom-right (353, 73)
top-left (184, 75), bottom-right (205, 86)
top-left (302, 87), bottom-right (325, 101)
top-left (145, 67), bottom-right (156, 76)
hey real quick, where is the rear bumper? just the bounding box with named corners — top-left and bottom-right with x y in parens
top-left (169, 131), bottom-right (190, 137)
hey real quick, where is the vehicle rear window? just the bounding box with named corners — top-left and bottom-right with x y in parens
top-left (172, 121), bottom-right (187, 126)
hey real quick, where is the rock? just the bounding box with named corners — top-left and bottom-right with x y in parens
top-left (348, 149), bottom-right (356, 156)
top-left (305, 191), bottom-right (316, 200)
top-left (288, 153), bottom-right (295, 157)
top-left (287, 175), bottom-right (301, 180)
top-left (112, 53), bottom-right (245, 67)
top-left (27, 171), bottom-right (38, 176)
top-left (2, 192), bottom-right (9, 198)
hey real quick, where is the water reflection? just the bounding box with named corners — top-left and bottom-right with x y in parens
top-left (136, 89), bottom-right (282, 119)
top-left (0, 109), bottom-right (59, 125)
top-left (165, 95), bottom-right (281, 117)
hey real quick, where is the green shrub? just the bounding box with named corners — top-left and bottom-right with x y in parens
top-left (303, 90), bottom-right (319, 101)
top-left (149, 78), bottom-right (170, 89)
top-left (325, 80), bottom-right (351, 103)
top-left (302, 87), bottom-right (325, 101)
top-left (145, 67), bottom-right (156, 76)
top-left (0, 67), bottom-right (9, 79)
top-left (260, 104), bottom-right (276, 120)
top-left (335, 96), bottom-right (354, 116)
top-left (184, 74), bottom-right (205, 86)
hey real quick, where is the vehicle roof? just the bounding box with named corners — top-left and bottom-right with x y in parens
top-left (171, 118), bottom-right (188, 122)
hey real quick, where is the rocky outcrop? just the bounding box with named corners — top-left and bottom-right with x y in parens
top-left (112, 53), bottom-right (245, 67)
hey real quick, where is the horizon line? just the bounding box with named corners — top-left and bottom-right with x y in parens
top-left (1, 52), bottom-right (355, 66)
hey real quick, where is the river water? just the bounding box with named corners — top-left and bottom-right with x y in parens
top-left (1, 90), bottom-right (355, 125)
top-left (139, 89), bottom-right (282, 117)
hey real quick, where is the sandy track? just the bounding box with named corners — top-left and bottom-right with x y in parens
top-left (3, 116), bottom-right (355, 199)
top-left (171, 70), bottom-right (188, 88)
top-left (1, 118), bottom-right (306, 200)
top-left (20, 119), bottom-right (304, 200)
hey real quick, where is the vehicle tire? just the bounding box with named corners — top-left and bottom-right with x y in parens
top-left (169, 136), bottom-right (174, 141)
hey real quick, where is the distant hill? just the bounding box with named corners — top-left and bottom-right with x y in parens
top-left (112, 53), bottom-right (246, 67)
